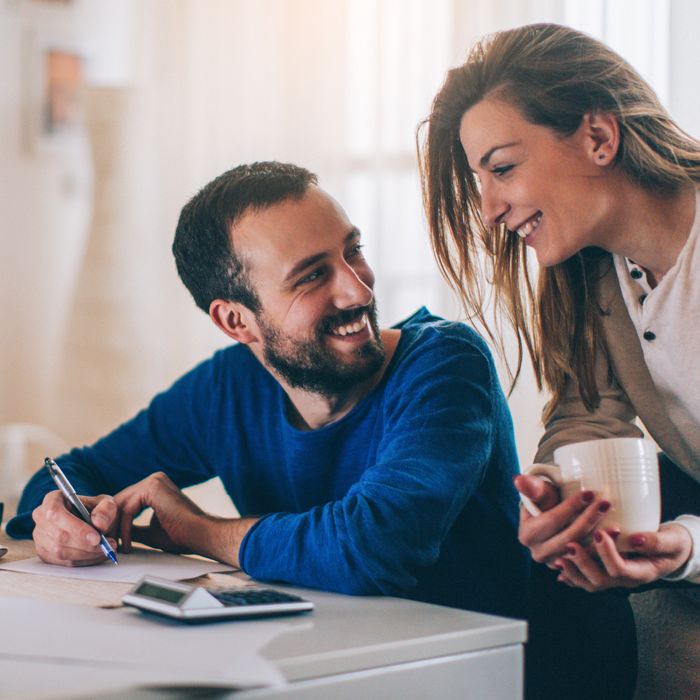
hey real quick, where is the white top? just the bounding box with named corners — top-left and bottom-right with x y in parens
top-left (614, 189), bottom-right (700, 581)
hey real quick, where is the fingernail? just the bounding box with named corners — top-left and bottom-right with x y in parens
top-left (86, 532), bottom-right (99, 546)
top-left (594, 530), bottom-right (603, 543)
top-left (607, 530), bottom-right (620, 541)
top-left (553, 563), bottom-right (564, 571)
top-left (581, 491), bottom-right (595, 505)
top-left (598, 501), bottom-right (611, 513)
top-left (630, 534), bottom-right (646, 547)
top-left (565, 545), bottom-right (576, 556)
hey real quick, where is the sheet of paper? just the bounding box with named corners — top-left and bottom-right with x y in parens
top-left (0, 597), bottom-right (287, 693)
top-left (0, 548), bottom-right (235, 583)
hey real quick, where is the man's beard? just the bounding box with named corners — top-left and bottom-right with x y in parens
top-left (257, 303), bottom-right (386, 398)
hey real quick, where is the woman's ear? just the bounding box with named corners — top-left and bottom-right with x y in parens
top-left (582, 111), bottom-right (620, 166)
top-left (209, 299), bottom-right (258, 344)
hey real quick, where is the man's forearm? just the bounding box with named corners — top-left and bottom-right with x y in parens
top-left (188, 514), bottom-right (259, 568)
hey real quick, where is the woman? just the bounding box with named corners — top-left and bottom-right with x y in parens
top-left (419, 23), bottom-right (700, 699)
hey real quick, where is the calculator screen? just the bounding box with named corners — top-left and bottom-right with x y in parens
top-left (135, 581), bottom-right (186, 604)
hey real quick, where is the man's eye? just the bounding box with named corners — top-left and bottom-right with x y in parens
top-left (297, 268), bottom-right (324, 285)
top-left (347, 244), bottom-right (365, 259)
top-left (492, 164), bottom-right (514, 177)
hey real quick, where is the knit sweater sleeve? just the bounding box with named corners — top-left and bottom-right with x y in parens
top-left (6, 354), bottom-right (221, 539)
top-left (239, 330), bottom-right (502, 595)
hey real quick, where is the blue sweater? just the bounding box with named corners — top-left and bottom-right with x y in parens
top-left (9, 308), bottom-right (528, 617)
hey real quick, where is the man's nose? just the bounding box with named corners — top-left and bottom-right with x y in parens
top-left (480, 181), bottom-right (510, 228)
top-left (333, 263), bottom-right (374, 309)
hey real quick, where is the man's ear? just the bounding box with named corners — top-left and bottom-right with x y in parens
top-left (581, 111), bottom-right (620, 166)
top-left (209, 300), bottom-right (258, 344)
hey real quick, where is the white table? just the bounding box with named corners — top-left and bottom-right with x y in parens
top-left (232, 589), bottom-right (525, 700)
top-left (0, 535), bottom-right (526, 699)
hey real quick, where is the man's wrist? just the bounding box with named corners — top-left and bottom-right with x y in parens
top-left (187, 513), bottom-right (258, 568)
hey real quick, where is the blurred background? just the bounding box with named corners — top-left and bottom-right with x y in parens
top-left (1, 0), bottom-right (699, 518)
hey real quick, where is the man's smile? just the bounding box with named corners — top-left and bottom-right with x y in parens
top-left (329, 313), bottom-right (369, 337)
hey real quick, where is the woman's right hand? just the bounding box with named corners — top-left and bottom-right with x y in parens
top-left (514, 474), bottom-right (613, 565)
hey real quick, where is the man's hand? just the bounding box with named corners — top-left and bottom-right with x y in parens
top-left (553, 523), bottom-right (693, 591)
top-left (514, 474), bottom-right (611, 565)
top-left (32, 491), bottom-right (119, 566)
top-left (115, 472), bottom-right (204, 555)
top-left (114, 472), bottom-right (258, 568)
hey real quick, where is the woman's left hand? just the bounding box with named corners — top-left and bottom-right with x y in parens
top-left (554, 523), bottom-right (693, 591)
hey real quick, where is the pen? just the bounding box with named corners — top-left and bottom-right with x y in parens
top-left (44, 457), bottom-right (118, 565)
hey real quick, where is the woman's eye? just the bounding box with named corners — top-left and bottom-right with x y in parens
top-left (492, 165), bottom-right (514, 177)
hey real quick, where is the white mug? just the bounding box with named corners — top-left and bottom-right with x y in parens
top-left (521, 437), bottom-right (661, 551)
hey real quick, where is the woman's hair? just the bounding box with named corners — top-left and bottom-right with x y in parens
top-left (418, 23), bottom-right (700, 419)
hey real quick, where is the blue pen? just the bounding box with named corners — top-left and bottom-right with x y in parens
top-left (44, 457), bottom-right (118, 565)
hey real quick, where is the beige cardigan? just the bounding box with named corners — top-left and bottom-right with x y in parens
top-left (533, 256), bottom-right (700, 692)
top-left (534, 256), bottom-right (697, 481)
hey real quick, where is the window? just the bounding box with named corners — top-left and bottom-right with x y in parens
top-left (336, 0), bottom-right (671, 327)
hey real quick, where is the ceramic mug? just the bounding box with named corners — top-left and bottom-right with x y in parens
top-left (521, 437), bottom-right (661, 551)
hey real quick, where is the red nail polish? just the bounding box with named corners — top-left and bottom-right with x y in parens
top-left (607, 530), bottom-right (620, 541)
top-left (565, 545), bottom-right (576, 556)
top-left (598, 501), bottom-right (611, 513)
top-left (630, 534), bottom-right (646, 547)
top-left (580, 490), bottom-right (594, 504)
top-left (594, 531), bottom-right (603, 543)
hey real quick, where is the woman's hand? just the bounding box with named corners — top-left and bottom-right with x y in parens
top-left (553, 523), bottom-right (693, 591)
top-left (515, 474), bottom-right (614, 565)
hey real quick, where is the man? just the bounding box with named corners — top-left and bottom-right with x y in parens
top-left (8, 162), bottom-right (527, 618)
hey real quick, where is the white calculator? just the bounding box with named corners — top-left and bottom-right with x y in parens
top-left (123, 575), bottom-right (314, 622)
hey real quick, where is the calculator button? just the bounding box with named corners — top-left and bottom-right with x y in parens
top-left (210, 588), bottom-right (305, 607)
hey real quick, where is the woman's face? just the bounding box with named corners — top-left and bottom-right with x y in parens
top-left (459, 95), bottom-right (613, 266)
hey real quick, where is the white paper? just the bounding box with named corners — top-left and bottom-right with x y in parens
top-left (0, 549), bottom-right (235, 583)
top-left (0, 597), bottom-right (286, 693)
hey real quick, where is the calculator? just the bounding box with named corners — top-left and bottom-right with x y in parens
top-left (122, 575), bottom-right (314, 622)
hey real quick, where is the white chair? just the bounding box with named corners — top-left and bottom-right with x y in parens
top-left (0, 423), bottom-right (67, 516)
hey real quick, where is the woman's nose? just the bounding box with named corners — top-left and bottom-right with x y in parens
top-left (480, 181), bottom-right (510, 227)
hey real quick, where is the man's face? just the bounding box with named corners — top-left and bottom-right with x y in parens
top-left (234, 187), bottom-right (385, 397)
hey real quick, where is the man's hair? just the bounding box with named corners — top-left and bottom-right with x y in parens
top-left (173, 161), bottom-right (318, 313)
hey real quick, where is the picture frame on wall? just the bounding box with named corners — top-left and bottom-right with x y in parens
top-left (43, 48), bottom-right (83, 137)
top-left (21, 28), bottom-right (86, 156)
